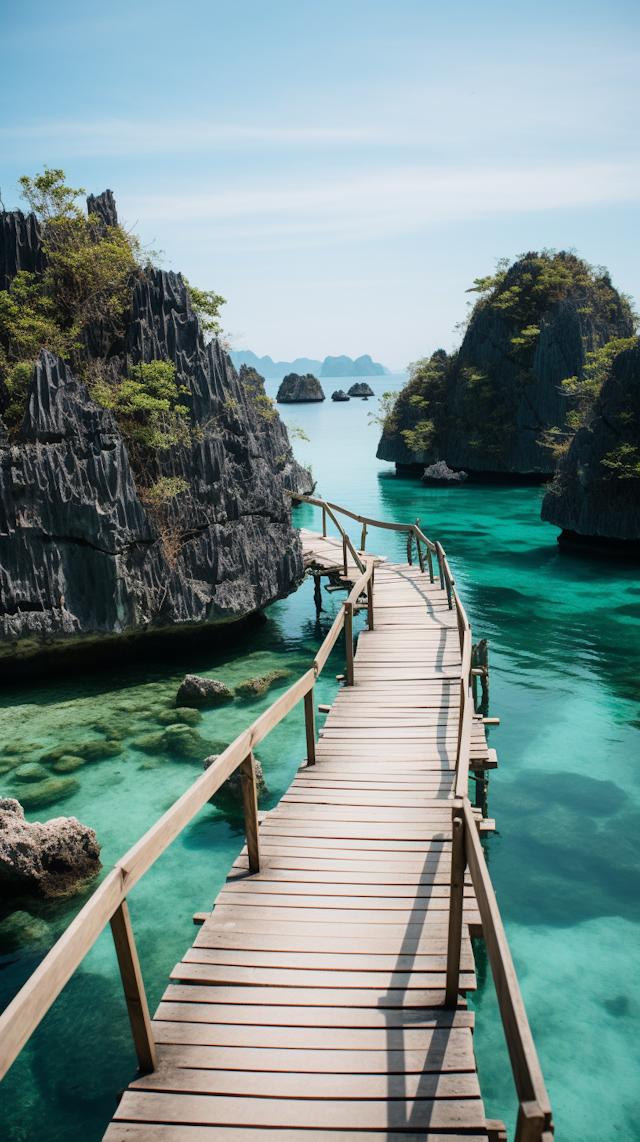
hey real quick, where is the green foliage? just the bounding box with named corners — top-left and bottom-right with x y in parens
top-left (601, 443), bottom-right (640, 480)
top-left (561, 337), bottom-right (637, 399)
top-left (183, 278), bottom-right (226, 337)
top-left (43, 215), bottom-right (140, 336)
top-left (92, 361), bottom-right (191, 455)
top-left (240, 366), bottom-right (278, 422)
top-left (18, 167), bottom-right (86, 222)
top-left (367, 390), bottom-right (400, 430)
top-left (1, 361), bottom-right (36, 431)
top-left (145, 476), bottom-right (190, 501)
top-left (284, 421), bottom-right (309, 442)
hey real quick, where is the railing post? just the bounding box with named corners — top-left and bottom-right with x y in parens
top-left (415, 523), bottom-right (425, 573)
top-left (304, 687), bottom-right (316, 766)
top-left (322, 506), bottom-right (327, 537)
top-left (435, 541), bottom-right (445, 590)
top-left (360, 523), bottom-right (367, 551)
top-left (343, 534), bottom-right (348, 575)
top-left (427, 546), bottom-right (434, 583)
top-left (345, 601), bottom-right (354, 684)
top-left (444, 806), bottom-right (465, 1008)
top-left (241, 752), bottom-right (261, 873)
top-left (406, 532), bottom-right (412, 565)
top-left (110, 899), bottom-right (157, 1073)
top-left (367, 574), bottom-right (374, 630)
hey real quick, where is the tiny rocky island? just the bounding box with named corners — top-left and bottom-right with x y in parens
top-left (0, 180), bottom-right (313, 676)
top-left (276, 372), bottom-right (325, 402)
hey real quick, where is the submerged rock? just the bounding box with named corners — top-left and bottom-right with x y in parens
top-left (421, 461), bottom-right (468, 485)
top-left (12, 762), bottom-right (49, 783)
top-left (276, 373), bottom-right (325, 403)
top-left (347, 383), bottom-right (374, 397)
top-left (163, 724), bottom-right (208, 760)
top-left (204, 754), bottom-right (267, 809)
top-left (73, 740), bottom-right (123, 761)
top-left (17, 777), bottom-right (80, 809)
top-left (155, 707), bottom-right (203, 726)
top-left (50, 755), bottom-right (87, 773)
top-left (235, 669), bottom-right (290, 699)
top-left (0, 910), bottom-right (51, 951)
top-left (0, 798), bottom-right (101, 897)
top-left (176, 675), bottom-right (233, 707)
top-left (331, 390), bottom-right (350, 402)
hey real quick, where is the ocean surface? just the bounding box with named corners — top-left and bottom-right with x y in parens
top-left (1, 374), bottom-right (639, 1140)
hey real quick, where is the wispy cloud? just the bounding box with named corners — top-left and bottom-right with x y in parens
top-left (122, 160), bottom-right (640, 249)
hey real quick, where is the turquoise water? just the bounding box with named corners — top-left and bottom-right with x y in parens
top-left (1, 375), bottom-right (639, 1139)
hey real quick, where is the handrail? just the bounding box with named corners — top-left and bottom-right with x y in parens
top-left (0, 557), bottom-right (374, 1083)
top-left (462, 797), bottom-right (554, 1141)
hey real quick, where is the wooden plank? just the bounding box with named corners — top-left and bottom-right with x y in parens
top-left (105, 1126), bottom-right (489, 1142)
top-left (153, 1002), bottom-right (471, 1029)
top-left (152, 1037), bottom-right (477, 1072)
top-left (193, 930), bottom-right (466, 955)
top-left (181, 949), bottom-right (475, 973)
top-left (129, 1067), bottom-right (481, 1099)
top-left (113, 1091), bottom-right (487, 1131)
top-left (161, 983), bottom-right (452, 1008)
top-left (152, 1015), bottom-right (476, 1049)
top-left (169, 963), bottom-right (476, 990)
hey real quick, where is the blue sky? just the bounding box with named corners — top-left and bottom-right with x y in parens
top-left (1, 0), bottom-right (638, 368)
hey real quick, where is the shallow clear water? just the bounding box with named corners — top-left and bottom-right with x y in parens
top-left (1, 375), bottom-right (639, 1140)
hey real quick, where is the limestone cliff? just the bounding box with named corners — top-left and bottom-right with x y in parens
top-left (541, 339), bottom-right (640, 544)
top-left (276, 373), bottom-right (325, 402)
top-left (378, 253), bottom-right (634, 474)
top-left (0, 197), bottom-right (310, 674)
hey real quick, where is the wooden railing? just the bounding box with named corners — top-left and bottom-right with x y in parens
top-left (0, 557), bottom-right (373, 1084)
top-left (290, 490), bottom-right (554, 1142)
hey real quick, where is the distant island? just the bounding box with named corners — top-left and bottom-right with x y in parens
top-left (230, 350), bottom-right (390, 379)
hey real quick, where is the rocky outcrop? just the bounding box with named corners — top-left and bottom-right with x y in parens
top-left (276, 373), bottom-right (325, 402)
top-left (176, 675), bottom-right (233, 706)
top-left (86, 190), bottom-right (117, 228)
top-left (321, 355), bottom-right (385, 378)
top-left (422, 461), bottom-right (468, 485)
top-left (204, 754), bottom-right (268, 810)
top-left (0, 797), bottom-right (102, 897)
top-left (0, 200), bottom-right (310, 674)
top-left (348, 383), bottom-right (374, 397)
top-left (332, 390), bottom-right (350, 402)
top-left (378, 254), bottom-right (634, 474)
top-left (0, 210), bottom-right (45, 290)
top-left (541, 340), bottom-right (640, 544)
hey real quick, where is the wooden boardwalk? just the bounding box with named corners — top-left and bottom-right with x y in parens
top-left (105, 531), bottom-right (496, 1140)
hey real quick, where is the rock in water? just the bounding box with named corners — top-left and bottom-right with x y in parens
top-left (0, 910), bottom-right (51, 950)
top-left (176, 675), bottom-right (233, 707)
top-left (0, 798), bottom-right (101, 897)
top-left (331, 390), bottom-right (350, 402)
top-left (0, 201), bottom-right (308, 677)
top-left (276, 373), bottom-right (325, 403)
top-left (347, 383), bottom-right (374, 397)
top-left (235, 669), bottom-right (290, 698)
top-left (541, 339), bottom-right (640, 544)
top-left (204, 755), bottom-right (267, 809)
top-left (421, 461), bottom-right (468, 485)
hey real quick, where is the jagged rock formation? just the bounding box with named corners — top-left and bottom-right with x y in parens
top-left (422, 461), bottom-right (468, 485)
top-left (0, 797), bottom-right (102, 897)
top-left (176, 675), bottom-right (233, 706)
top-left (321, 355), bottom-right (385, 378)
top-left (0, 196), bottom-right (312, 673)
top-left (332, 390), bottom-right (350, 402)
top-left (86, 189), bottom-right (117, 228)
top-left (276, 373), bottom-right (325, 402)
top-left (0, 210), bottom-right (45, 290)
top-left (348, 383), bottom-right (374, 397)
top-left (378, 254), bottom-right (634, 474)
top-left (541, 340), bottom-right (640, 544)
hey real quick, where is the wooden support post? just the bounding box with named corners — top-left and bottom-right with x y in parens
top-left (435, 541), bottom-right (445, 590)
top-left (304, 688), bottom-right (316, 766)
top-left (345, 601), bottom-right (354, 685)
top-left (445, 809), bottom-right (465, 1008)
top-left (322, 506), bottom-right (327, 537)
top-left (241, 753), bottom-right (261, 873)
top-left (367, 576), bottom-right (374, 630)
top-left (343, 534), bottom-right (348, 575)
top-left (415, 523), bottom-right (425, 573)
top-left (406, 532), bottom-right (412, 565)
top-left (360, 523), bottom-right (367, 551)
top-left (313, 575), bottom-right (322, 615)
top-left (110, 899), bottom-right (157, 1074)
top-left (427, 546), bottom-right (434, 583)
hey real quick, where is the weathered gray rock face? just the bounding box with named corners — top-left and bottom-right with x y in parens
top-left (0, 203), bottom-right (310, 672)
top-left (0, 210), bottom-right (45, 290)
top-left (348, 382), bottom-right (374, 397)
top-left (276, 373), bottom-right (325, 402)
top-left (378, 261), bottom-right (633, 474)
top-left (332, 390), bottom-right (350, 402)
top-left (86, 190), bottom-right (118, 228)
top-left (541, 341), bottom-right (640, 542)
top-left (0, 797), bottom-right (102, 897)
top-left (422, 461), bottom-right (468, 485)
top-left (176, 675), bottom-right (233, 706)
